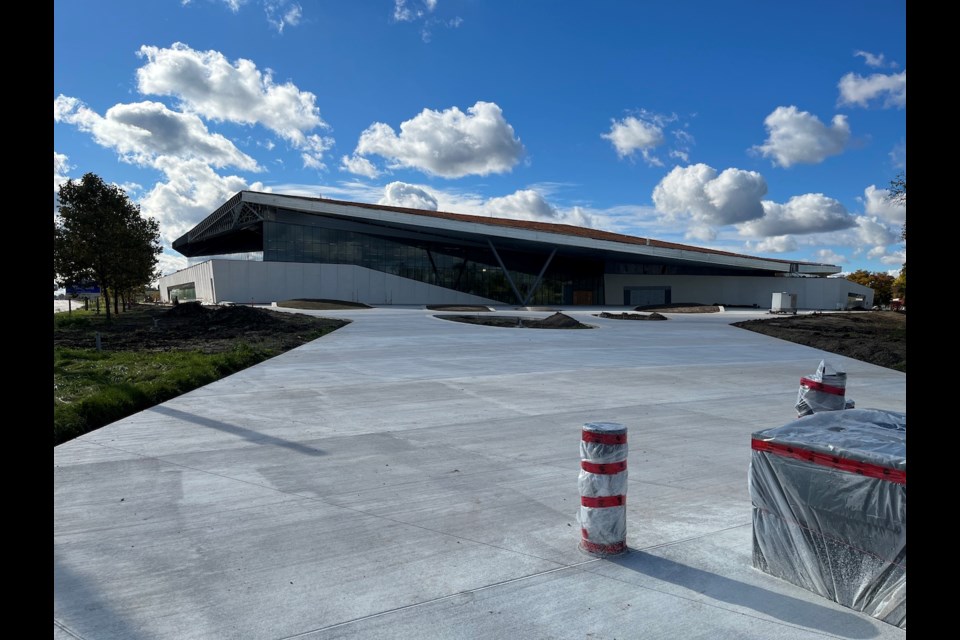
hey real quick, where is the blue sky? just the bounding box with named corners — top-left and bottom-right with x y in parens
top-left (54, 1), bottom-right (906, 278)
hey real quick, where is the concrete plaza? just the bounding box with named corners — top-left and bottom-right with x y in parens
top-left (54, 306), bottom-right (907, 639)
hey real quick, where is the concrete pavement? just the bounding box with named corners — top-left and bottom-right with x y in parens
top-left (54, 306), bottom-right (907, 639)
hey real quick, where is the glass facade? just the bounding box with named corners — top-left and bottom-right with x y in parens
top-left (262, 219), bottom-right (604, 305)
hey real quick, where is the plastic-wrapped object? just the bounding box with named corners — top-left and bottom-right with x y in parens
top-left (749, 409), bottom-right (906, 629)
top-left (795, 360), bottom-right (848, 417)
top-left (578, 422), bottom-right (628, 556)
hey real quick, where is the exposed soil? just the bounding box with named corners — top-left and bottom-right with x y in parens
top-left (438, 311), bottom-right (591, 329)
top-left (732, 310), bottom-right (906, 372)
top-left (597, 312), bottom-right (668, 321)
top-left (276, 299), bottom-right (372, 310)
top-left (54, 302), bottom-right (349, 353)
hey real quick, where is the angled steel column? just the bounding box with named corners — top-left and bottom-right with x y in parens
top-left (522, 247), bottom-right (557, 306)
top-left (486, 239), bottom-right (525, 305)
top-left (425, 249), bottom-right (441, 285)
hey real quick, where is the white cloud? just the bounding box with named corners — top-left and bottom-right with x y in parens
top-left (889, 140), bottom-right (905, 168)
top-left (353, 101), bottom-right (524, 178)
top-left (54, 152), bottom-right (71, 192)
top-left (854, 215), bottom-right (897, 246)
top-left (752, 106), bottom-right (850, 167)
top-left (854, 50), bottom-right (889, 68)
top-left (54, 95), bottom-right (261, 171)
top-left (265, 2), bottom-right (302, 33)
top-left (602, 116), bottom-right (665, 165)
top-left (862, 185), bottom-right (906, 224)
top-left (739, 193), bottom-right (855, 237)
top-left (157, 251), bottom-right (190, 277)
top-left (340, 154), bottom-right (380, 178)
top-left (378, 181), bottom-right (438, 210)
top-left (484, 189), bottom-right (559, 220)
top-left (652, 164), bottom-right (767, 233)
top-left (879, 249), bottom-right (907, 266)
top-left (751, 235), bottom-right (798, 253)
top-left (815, 249), bottom-right (846, 265)
top-left (138, 157), bottom-right (268, 246)
top-left (837, 71), bottom-right (906, 108)
top-left (136, 43), bottom-right (332, 168)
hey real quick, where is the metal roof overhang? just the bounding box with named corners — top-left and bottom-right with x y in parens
top-left (172, 191), bottom-right (840, 276)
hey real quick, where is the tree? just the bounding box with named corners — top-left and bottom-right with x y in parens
top-left (845, 269), bottom-right (895, 307)
top-left (888, 172), bottom-right (906, 241)
top-left (54, 173), bottom-right (161, 321)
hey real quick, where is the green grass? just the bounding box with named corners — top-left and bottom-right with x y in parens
top-left (53, 343), bottom-right (272, 445)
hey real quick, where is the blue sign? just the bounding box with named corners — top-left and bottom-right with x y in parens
top-left (66, 283), bottom-right (101, 295)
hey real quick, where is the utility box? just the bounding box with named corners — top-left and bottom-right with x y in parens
top-left (749, 409), bottom-right (906, 628)
top-left (771, 292), bottom-right (797, 314)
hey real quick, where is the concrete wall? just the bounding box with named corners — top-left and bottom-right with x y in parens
top-left (603, 274), bottom-right (874, 310)
top-left (159, 259), bottom-right (498, 306)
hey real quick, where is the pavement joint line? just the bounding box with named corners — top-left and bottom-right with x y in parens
top-left (72, 440), bottom-right (581, 569)
top-left (53, 619), bottom-right (86, 640)
top-left (278, 559), bottom-right (604, 639)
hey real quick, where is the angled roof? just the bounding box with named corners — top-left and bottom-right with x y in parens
top-left (173, 191), bottom-right (840, 276)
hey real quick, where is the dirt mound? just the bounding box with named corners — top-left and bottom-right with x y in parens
top-left (598, 312), bottom-right (668, 321)
top-left (56, 303), bottom-right (349, 353)
top-left (536, 312), bottom-right (583, 328)
top-left (635, 303), bottom-right (720, 313)
top-left (163, 301), bottom-right (211, 318)
top-left (437, 313), bottom-right (591, 329)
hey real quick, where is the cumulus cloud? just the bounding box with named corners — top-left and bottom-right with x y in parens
top-left (341, 154), bottom-right (380, 178)
top-left (484, 189), bottom-right (560, 220)
top-left (862, 184), bottom-right (906, 224)
top-left (878, 249), bottom-right (906, 266)
top-left (751, 236), bottom-right (798, 253)
top-left (837, 71), bottom-right (906, 109)
top-left (738, 193), bottom-right (855, 237)
top-left (136, 43), bottom-right (333, 168)
top-left (602, 116), bottom-right (665, 165)
top-left (854, 215), bottom-right (897, 246)
top-left (54, 95), bottom-right (261, 171)
top-left (752, 106), bottom-right (850, 167)
top-left (378, 181), bottom-right (438, 210)
top-left (652, 164), bottom-right (767, 232)
top-left (353, 101), bottom-right (524, 178)
top-left (815, 249), bottom-right (846, 265)
top-left (480, 189), bottom-right (597, 228)
top-left (54, 152), bottom-right (71, 192)
top-left (139, 157), bottom-right (268, 245)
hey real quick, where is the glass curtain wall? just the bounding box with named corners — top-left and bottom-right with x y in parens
top-left (262, 220), bottom-right (603, 305)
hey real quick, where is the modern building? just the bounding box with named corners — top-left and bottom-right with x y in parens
top-left (159, 190), bottom-right (874, 310)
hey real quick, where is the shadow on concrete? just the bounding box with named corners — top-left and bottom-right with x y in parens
top-left (610, 550), bottom-right (880, 638)
top-left (54, 556), bottom-right (141, 640)
top-left (149, 405), bottom-right (325, 457)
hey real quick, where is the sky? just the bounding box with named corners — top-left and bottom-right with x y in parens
top-left (54, 1), bottom-right (906, 280)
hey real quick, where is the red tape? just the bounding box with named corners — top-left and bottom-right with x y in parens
top-left (752, 439), bottom-right (905, 484)
top-left (581, 460), bottom-right (627, 474)
top-left (579, 538), bottom-right (626, 555)
top-left (582, 431), bottom-right (627, 445)
top-left (799, 377), bottom-right (846, 396)
top-left (581, 495), bottom-right (626, 508)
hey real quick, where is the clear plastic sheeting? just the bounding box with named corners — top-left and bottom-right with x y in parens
top-left (578, 422), bottom-right (628, 557)
top-left (749, 409), bottom-right (906, 629)
top-left (795, 360), bottom-right (848, 417)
